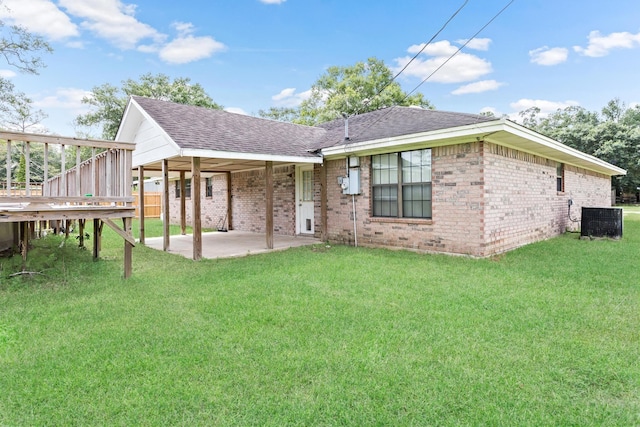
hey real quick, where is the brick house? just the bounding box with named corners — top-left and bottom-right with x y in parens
top-left (117, 96), bottom-right (625, 259)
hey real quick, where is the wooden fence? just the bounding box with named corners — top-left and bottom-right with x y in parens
top-left (133, 191), bottom-right (161, 218)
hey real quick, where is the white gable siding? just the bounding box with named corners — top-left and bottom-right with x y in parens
top-left (131, 118), bottom-right (180, 168)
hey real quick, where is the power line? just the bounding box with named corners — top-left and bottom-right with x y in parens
top-left (350, 0), bottom-right (516, 141)
top-left (356, 0), bottom-right (469, 115)
top-left (403, 0), bottom-right (516, 101)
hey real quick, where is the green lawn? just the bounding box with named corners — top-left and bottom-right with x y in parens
top-left (0, 214), bottom-right (638, 426)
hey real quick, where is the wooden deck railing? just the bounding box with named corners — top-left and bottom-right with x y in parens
top-left (0, 130), bottom-right (136, 206)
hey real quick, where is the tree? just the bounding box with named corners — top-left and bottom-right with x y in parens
top-left (1, 88), bottom-right (48, 132)
top-left (519, 99), bottom-right (640, 193)
top-left (75, 73), bottom-right (223, 140)
top-left (0, 9), bottom-right (53, 181)
top-left (0, 8), bottom-right (52, 125)
top-left (0, 16), bottom-right (52, 74)
top-left (259, 57), bottom-right (433, 125)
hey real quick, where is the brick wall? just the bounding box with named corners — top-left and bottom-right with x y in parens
top-left (168, 174), bottom-right (228, 229)
top-left (482, 142), bottom-right (611, 255)
top-left (323, 142), bottom-right (486, 256)
top-left (323, 141), bottom-right (612, 257)
top-left (168, 165), bottom-right (296, 235)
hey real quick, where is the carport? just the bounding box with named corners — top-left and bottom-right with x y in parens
top-left (116, 96), bottom-right (325, 260)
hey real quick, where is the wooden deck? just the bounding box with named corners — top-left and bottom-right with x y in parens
top-left (1, 130), bottom-right (136, 278)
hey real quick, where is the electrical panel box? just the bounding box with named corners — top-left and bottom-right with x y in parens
top-left (341, 170), bottom-right (360, 195)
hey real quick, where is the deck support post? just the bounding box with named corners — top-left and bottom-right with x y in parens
top-left (78, 219), bottom-right (85, 248)
top-left (20, 221), bottom-right (28, 264)
top-left (123, 217), bottom-right (133, 278)
top-left (192, 157), bottom-right (202, 260)
top-left (265, 161), bottom-right (274, 249)
top-left (93, 218), bottom-right (101, 260)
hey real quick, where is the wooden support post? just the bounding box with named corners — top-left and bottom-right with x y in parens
top-left (61, 145), bottom-right (66, 196)
top-left (123, 217), bottom-right (133, 278)
top-left (93, 218), bottom-right (100, 260)
top-left (265, 161), bottom-right (274, 249)
top-left (192, 157), bottom-right (202, 260)
top-left (76, 146), bottom-right (81, 196)
top-left (78, 219), bottom-right (85, 248)
top-left (20, 221), bottom-right (29, 265)
top-left (43, 143), bottom-right (49, 196)
top-left (320, 163), bottom-right (328, 241)
top-left (6, 140), bottom-right (11, 196)
top-left (180, 171), bottom-right (186, 235)
top-left (162, 159), bottom-right (170, 251)
top-left (138, 165), bottom-right (145, 244)
top-left (25, 142), bottom-right (30, 196)
top-left (92, 147), bottom-right (97, 197)
top-left (226, 171), bottom-right (233, 230)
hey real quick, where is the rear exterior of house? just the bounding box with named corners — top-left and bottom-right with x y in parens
top-left (320, 140), bottom-right (612, 257)
top-left (118, 97), bottom-right (624, 259)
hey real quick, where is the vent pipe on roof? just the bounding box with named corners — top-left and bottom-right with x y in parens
top-left (342, 112), bottom-right (349, 141)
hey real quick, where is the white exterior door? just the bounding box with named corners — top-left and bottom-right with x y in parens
top-left (296, 165), bottom-right (314, 234)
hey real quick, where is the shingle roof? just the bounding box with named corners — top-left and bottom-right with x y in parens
top-left (132, 96), bottom-right (496, 157)
top-left (312, 106), bottom-right (495, 150)
top-left (132, 96), bottom-right (324, 158)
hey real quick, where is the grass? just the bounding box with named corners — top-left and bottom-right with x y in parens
top-left (132, 218), bottom-right (216, 239)
top-left (0, 215), bottom-right (638, 425)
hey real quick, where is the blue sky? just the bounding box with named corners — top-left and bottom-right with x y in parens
top-left (2, 0), bottom-right (640, 137)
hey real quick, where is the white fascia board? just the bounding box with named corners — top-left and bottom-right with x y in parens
top-left (114, 99), bottom-right (133, 142)
top-left (321, 121), bottom-right (505, 158)
top-left (179, 148), bottom-right (323, 164)
top-left (321, 118), bottom-right (626, 176)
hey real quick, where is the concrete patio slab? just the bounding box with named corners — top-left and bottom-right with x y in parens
top-left (143, 230), bottom-right (321, 259)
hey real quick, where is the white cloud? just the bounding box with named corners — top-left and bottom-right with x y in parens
top-left (0, 0), bottom-right (79, 40)
top-left (58, 0), bottom-right (165, 49)
top-left (456, 37), bottom-right (492, 51)
top-left (395, 40), bottom-right (492, 83)
top-left (529, 46), bottom-right (569, 66)
top-left (271, 88), bottom-right (311, 107)
top-left (224, 107), bottom-right (248, 115)
top-left (33, 88), bottom-right (93, 115)
top-left (259, 0), bottom-right (286, 4)
top-left (159, 35), bottom-right (226, 64)
top-left (65, 40), bottom-right (85, 49)
top-left (1, 0), bottom-right (225, 64)
top-left (574, 30), bottom-right (640, 57)
top-left (508, 98), bottom-right (580, 120)
top-left (451, 80), bottom-right (504, 95)
top-left (0, 69), bottom-right (17, 78)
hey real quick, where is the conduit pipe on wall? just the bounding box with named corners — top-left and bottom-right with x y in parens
top-left (345, 157), bottom-right (358, 247)
top-left (352, 194), bottom-right (358, 247)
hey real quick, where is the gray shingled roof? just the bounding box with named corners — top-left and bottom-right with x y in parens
top-left (132, 96), bottom-right (496, 157)
top-left (132, 96), bottom-right (324, 158)
top-left (312, 106), bottom-right (496, 150)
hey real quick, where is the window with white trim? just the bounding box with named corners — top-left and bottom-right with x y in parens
top-left (557, 162), bottom-right (564, 192)
top-left (175, 179), bottom-right (191, 199)
top-left (372, 149), bottom-right (432, 219)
